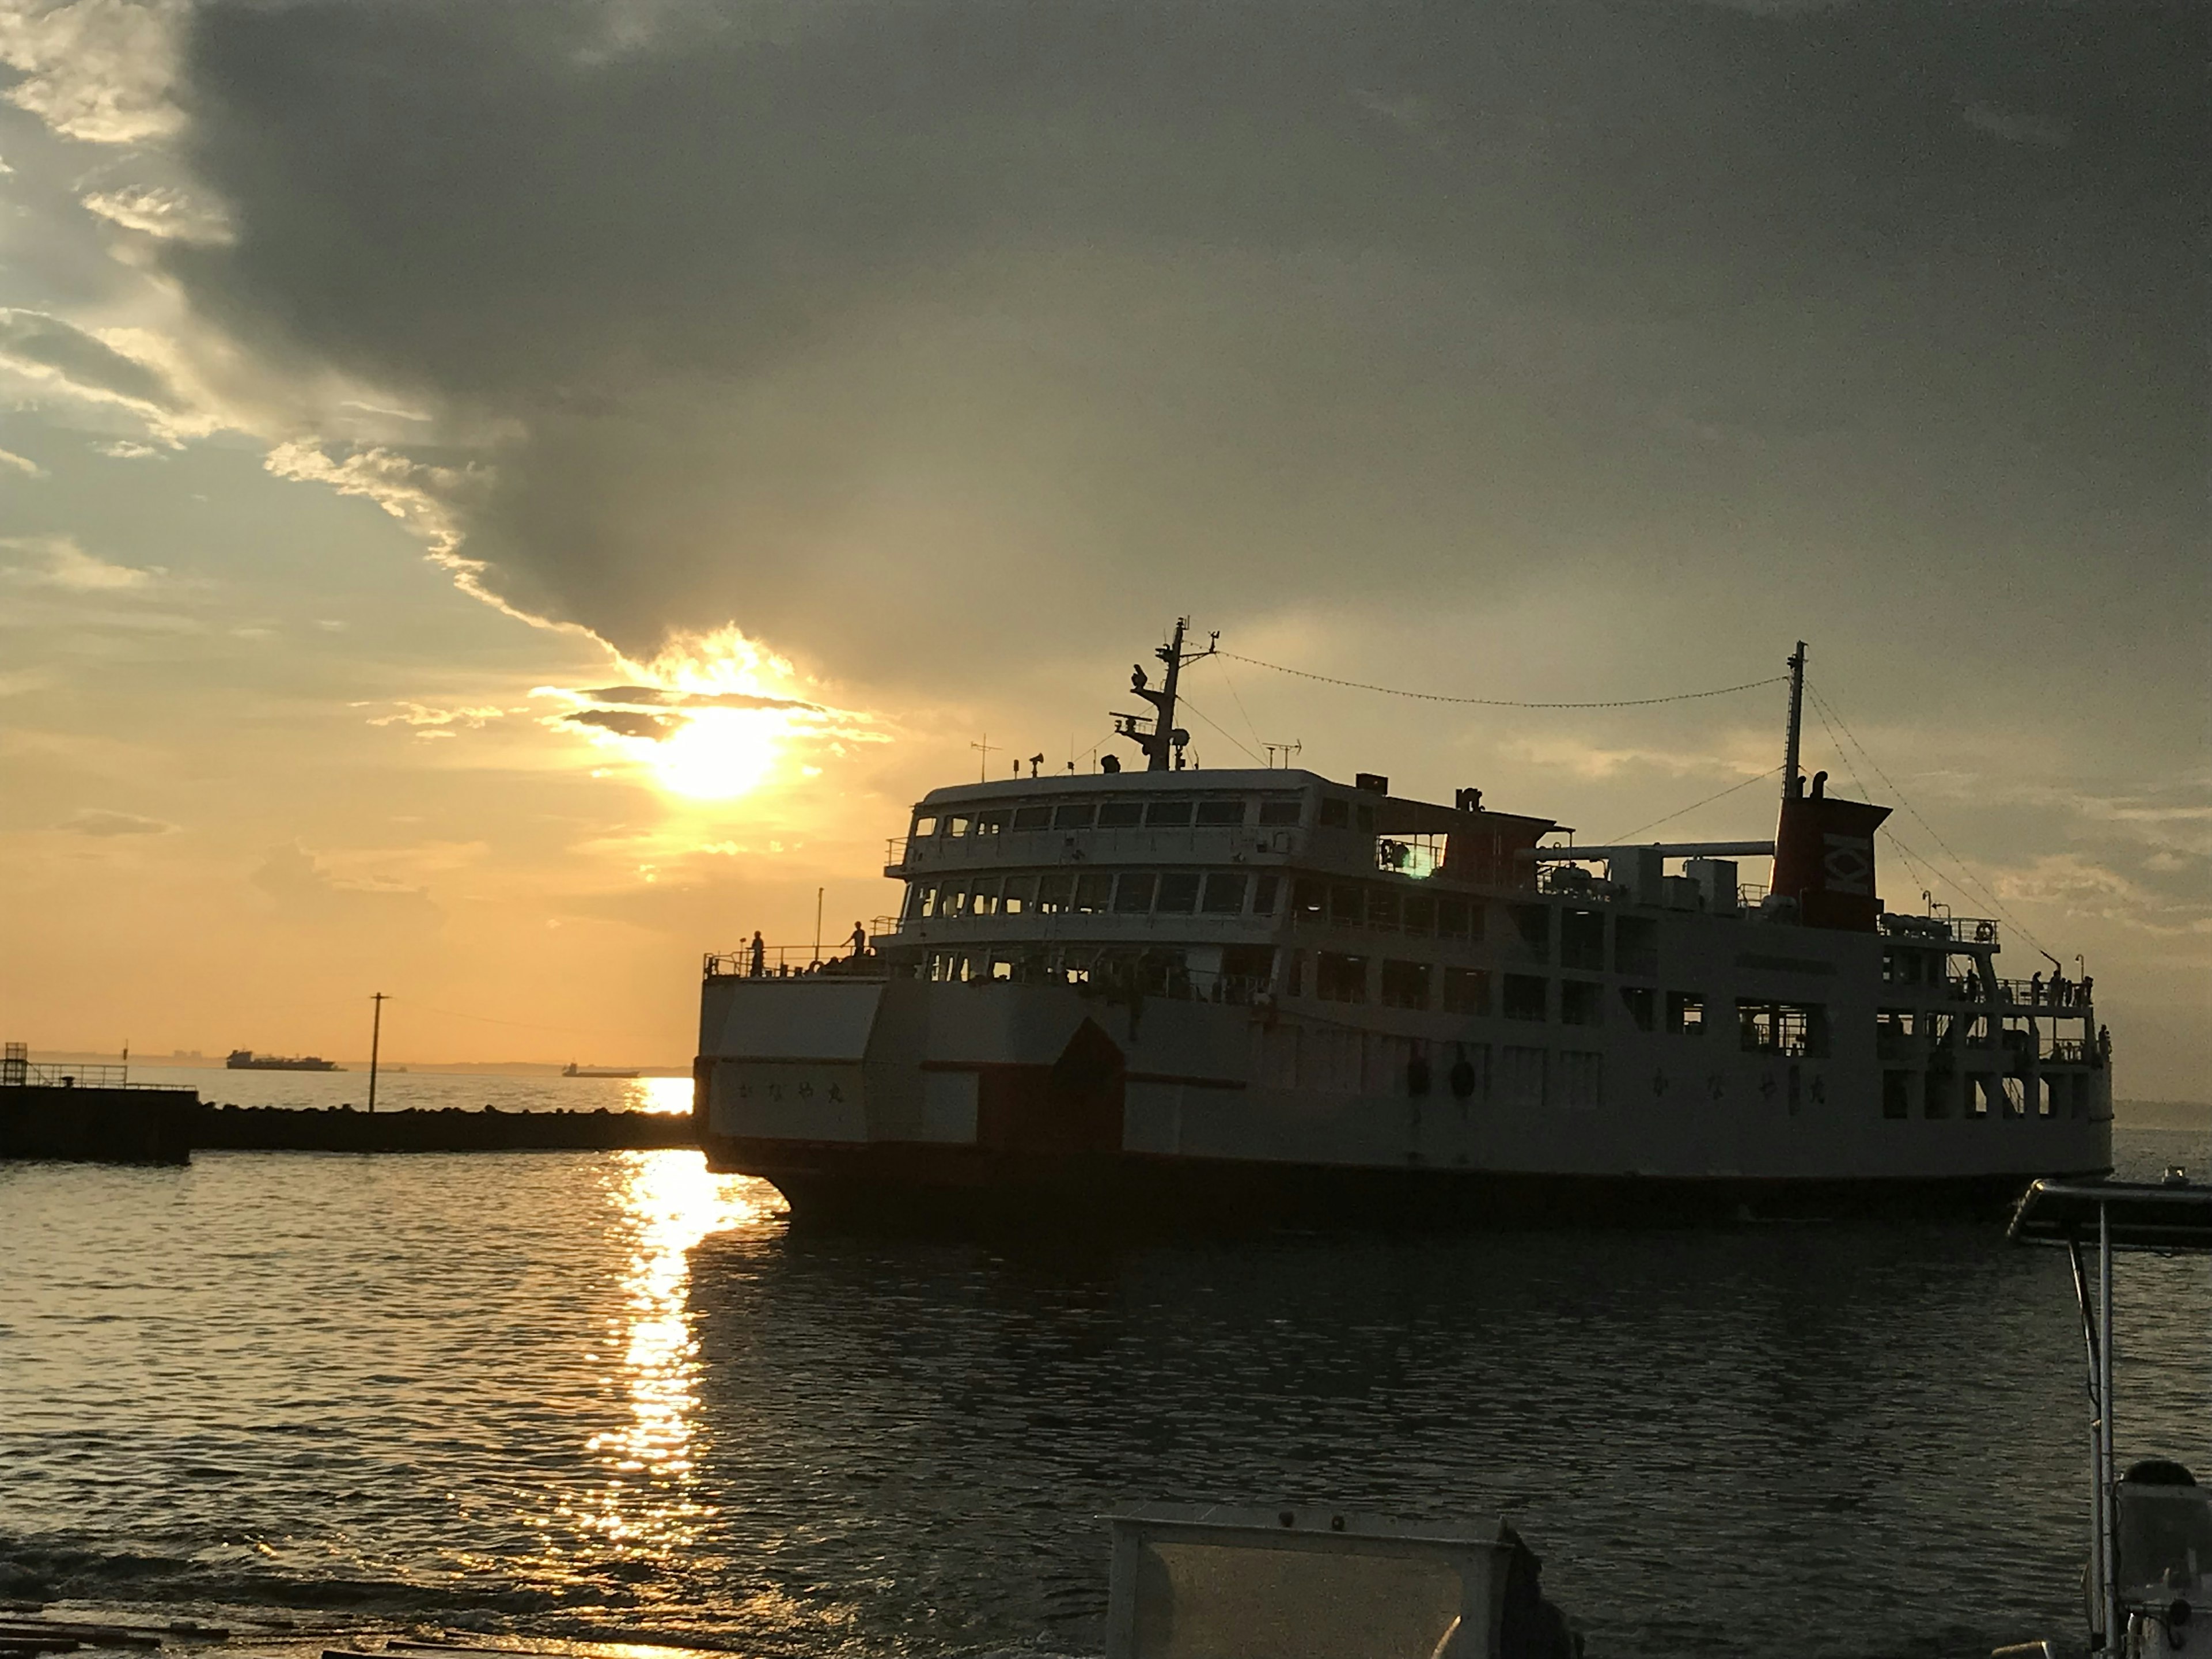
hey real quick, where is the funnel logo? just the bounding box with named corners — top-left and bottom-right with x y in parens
top-left (1823, 833), bottom-right (1875, 897)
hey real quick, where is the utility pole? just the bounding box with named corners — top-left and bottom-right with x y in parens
top-left (1782, 641), bottom-right (1807, 800)
top-left (367, 991), bottom-right (387, 1115)
top-left (971, 734), bottom-right (995, 781)
top-left (813, 887), bottom-right (824, 967)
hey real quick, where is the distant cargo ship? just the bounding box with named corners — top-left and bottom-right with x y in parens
top-left (564, 1062), bottom-right (640, 1078)
top-left (225, 1050), bottom-right (341, 1072)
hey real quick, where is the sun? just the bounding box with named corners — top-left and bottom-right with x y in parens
top-left (649, 709), bottom-right (781, 800)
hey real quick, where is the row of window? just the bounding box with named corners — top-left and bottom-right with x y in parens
top-left (906, 870), bottom-right (1278, 921)
top-left (1296, 952), bottom-right (1827, 1051)
top-left (916, 796), bottom-right (1306, 838)
top-left (1881, 1070), bottom-right (2093, 1120)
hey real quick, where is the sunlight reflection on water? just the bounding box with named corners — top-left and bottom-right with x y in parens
top-left (622, 1075), bottom-right (696, 1115)
top-left (573, 1152), bottom-right (772, 1552)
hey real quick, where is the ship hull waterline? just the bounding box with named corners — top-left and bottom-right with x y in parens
top-left (701, 1133), bottom-right (2107, 1233)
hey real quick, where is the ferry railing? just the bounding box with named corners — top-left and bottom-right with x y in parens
top-left (704, 921), bottom-right (902, 981)
top-left (0, 1060), bottom-right (185, 1090)
top-left (1881, 912), bottom-right (2003, 947)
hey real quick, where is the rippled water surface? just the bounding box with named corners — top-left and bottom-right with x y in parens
top-left (6, 1130), bottom-right (2212, 1658)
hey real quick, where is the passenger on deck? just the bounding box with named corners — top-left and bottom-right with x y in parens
top-left (849, 921), bottom-right (867, 958)
top-left (2031, 971), bottom-right (2043, 1003)
top-left (748, 931), bottom-right (766, 978)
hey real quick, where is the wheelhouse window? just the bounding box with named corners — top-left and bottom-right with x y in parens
top-left (903, 881), bottom-right (929, 919)
top-left (1503, 975), bottom-right (1548, 1022)
top-left (1001, 874), bottom-right (1036, 915)
top-left (1442, 967), bottom-right (1491, 1016)
top-left (912, 814), bottom-right (939, 838)
top-left (1616, 916), bottom-right (1658, 979)
top-left (1196, 800), bottom-right (1247, 826)
top-left (1099, 801), bottom-right (1145, 828)
top-left (975, 810), bottom-right (1009, 836)
top-left (1012, 805), bottom-right (1052, 831)
top-left (945, 814), bottom-right (973, 837)
top-left (1380, 960), bottom-right (1431, 1010)
top-left (1666, 992), bottom-right (1705, 1035)
top-left (1316, 952), bottom-right (1369, 1003)
top-left (1156, 873), bottom-right (1202, 914)
top-left (1561, 910), bottom-right (1605, 972)
top-left (1619, 987), bottom-right (1656, 1031)
top-left (1114, 873), bottom-right (1157, 912)
top-left (1054, 803), bottom-right (1097, 830)
top-left (968, 877), bottom-right (1001, 916)
top-left (1146, 800), bottom-right (1195, 827)
top-left (1073, 874), bottom-right (1113, 913)
top-left (1510, 904), bottom-right (1550, 958)
top-left (1259, 798), bottom-right (1302, 827)
top-left (1036, 872), bottom-right (1075, 914)
top-left (1202, 874), bottom-right (1248, 915)
top-left (1318, 797), bottom-right (1351, 828)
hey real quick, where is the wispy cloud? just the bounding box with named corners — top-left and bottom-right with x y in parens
top-left (0, 308), bottom-right (180, 413)
top-left (1, 534), bottom-right (161, 590)
top-left (0, 445), bottom-right (46, 478)
top-left (62, 806), bottom-right (173, 837)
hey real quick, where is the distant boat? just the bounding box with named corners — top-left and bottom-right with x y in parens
top-left (564, 1062), bottom-right (640, 1078)
top-left (226, 1050), bottom-right (341, 1072)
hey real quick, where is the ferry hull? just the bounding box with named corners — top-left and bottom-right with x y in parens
top-left (703, 1133), bottom-right (2105, 1233)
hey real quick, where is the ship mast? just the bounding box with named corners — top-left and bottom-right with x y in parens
top-left (1115, 616), bottom-right (1218, 771)
top-left (1782, 641), bottom-right (1806, 800)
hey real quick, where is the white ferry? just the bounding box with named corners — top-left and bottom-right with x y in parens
top-left (694, 624), bottom-right (2111, 1226)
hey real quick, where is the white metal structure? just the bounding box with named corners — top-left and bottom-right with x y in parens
top-left (2009, 1178), bottom-right (2212, 1658)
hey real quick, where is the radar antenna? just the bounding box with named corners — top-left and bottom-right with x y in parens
top-left (1113, 616), bottom-right (1218, 771)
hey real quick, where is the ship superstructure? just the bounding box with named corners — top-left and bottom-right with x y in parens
top-left (694, 628), bottom-right (2111, 1226)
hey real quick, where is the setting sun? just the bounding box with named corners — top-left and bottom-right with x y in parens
top-left (650, 709), bottom-right (782, 800)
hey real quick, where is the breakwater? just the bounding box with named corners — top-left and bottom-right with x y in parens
top-left (0, 1086), bottom-right (195, 1164)
top-left (189, 1102), bottom-right (697, 1152)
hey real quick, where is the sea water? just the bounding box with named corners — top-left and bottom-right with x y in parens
top-left (4, 1120), bottom-right (2209, 1659)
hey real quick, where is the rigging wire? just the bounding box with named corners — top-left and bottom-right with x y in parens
top-left (1807, 681), bottom-right (2046, 952)
top-left (1221, 652), bottom-right (1787, 710)
top-left (1600, 765), bottom-right (1783, 845)
top-left (1175, 693), bottom-right (1265, 766)
top-left (1209, 656), bottom-right (1269, 756)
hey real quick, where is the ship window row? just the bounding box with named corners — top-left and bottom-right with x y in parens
top-left (914, 796), bottom-right (1304, 838)
top-left (1292, 880), bottom-right (1485, 941)
top-left (1883, 1070), bottom-right (2093, 1119)
top-left (904, 870), bottom-right (1278, 921)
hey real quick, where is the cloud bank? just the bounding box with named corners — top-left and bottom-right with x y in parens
top-left (58, 0), bottom-right (2186, 687)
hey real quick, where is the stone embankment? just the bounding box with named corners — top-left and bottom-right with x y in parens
top-left (1, 1089), bottom-right (698, 1162)
top-left (192, 1102), bottom-right (698, 1152)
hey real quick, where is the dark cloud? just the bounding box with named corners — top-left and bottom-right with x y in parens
top-left (159, 0), bottom-right (2205, 685)
top-left (562, 707), bottom-right (676, 740)
top-left (0, 308), bottom-right (180, 410)
top-left (577, 685), bottom-right (820, 713)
